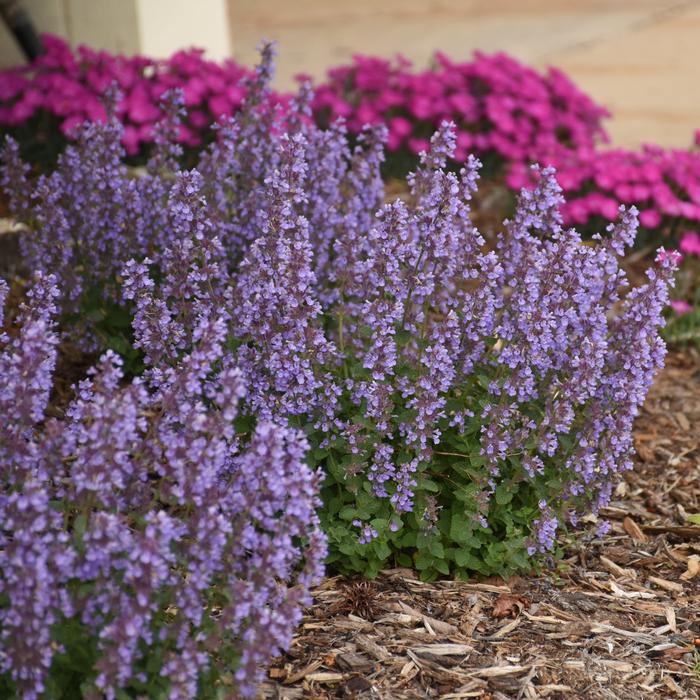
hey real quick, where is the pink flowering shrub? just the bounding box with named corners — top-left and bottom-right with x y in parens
top-left (311, 52), bottom-right (609, 177)
top-left (680, 229), bottom-right (700, 257)
top-left (664, 231), bottom-right (700, 344)
top-left (507, 146), bottom-right (700, 240)
top-left (0, 34), bottom-right (285, 165)
top-left (1, 41), bottom-right (609, 174)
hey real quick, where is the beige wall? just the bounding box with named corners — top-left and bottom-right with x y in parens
top-left (0, 0), bottom-right (66, 65)
top-left (227, 0), bottom-right (700, 150)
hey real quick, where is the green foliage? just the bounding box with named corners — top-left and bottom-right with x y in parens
top-left (70, 285), bottom-right (144, 375)
top-left (663, 252), bottom-right (700, 347)
top-left (316, 439), bottom-right (557, 580)
top-left (663, 305), bottom-right (700, 346)
top-left (310, 366), bottom-right (573, 581)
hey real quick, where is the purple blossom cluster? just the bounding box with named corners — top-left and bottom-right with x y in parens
top-left (1, 101), bottom-right (178, 345)
top-left (312, 51), bottom-right (609, 172)
top-left (120, 110), bottom-right (673, 565)
top-left (0, 268), bottom-right (326, 698)
top-left (1, 44), bottom-right (391, 361)
top-left (506, 146), bottom-right (700, 325)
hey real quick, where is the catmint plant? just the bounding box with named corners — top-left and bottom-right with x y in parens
top-left (0, 270), bottom-right (326, 699)
top-left (121, 110), bottom-right (676, 580)
top-left (2, 46), bottom-right (676, 593)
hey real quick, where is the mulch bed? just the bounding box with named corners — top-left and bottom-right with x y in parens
top-left (261, 348), bottom-right (700, 699)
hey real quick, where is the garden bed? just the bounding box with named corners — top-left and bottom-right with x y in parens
top-left (262, 348), bottom-right (700, 699)
top-left (2, 42), bottom-right (698, 697)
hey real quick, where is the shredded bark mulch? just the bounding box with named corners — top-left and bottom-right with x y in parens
top-left (261, 348), bottom-right (700, 700)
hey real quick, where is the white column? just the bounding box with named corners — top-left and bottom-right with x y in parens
top-left (0, 0), bottom-right (233, 67)
top-left (133, 0), bottom-right (232, 60)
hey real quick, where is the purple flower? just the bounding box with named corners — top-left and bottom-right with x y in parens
top-left (0, 271), bottom-right (326, 698)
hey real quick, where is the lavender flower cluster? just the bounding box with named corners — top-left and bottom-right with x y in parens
top-left (0, 268), bottom-right (326, 698)
top-left (2, 47), bottom-right (675, 592)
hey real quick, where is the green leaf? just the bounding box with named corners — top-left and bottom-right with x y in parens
top-left (687, 513), bottom-right (700, 525)
top-left (103, 306), bottom-right (132, 329)
top-left (414, 551), bottom-right (434, 571)
top-left (85, 307), bottom-right (106, 322)
top-left (396, 553), bottom-right (413, 568)
top-left (428, 538), bottom-right (444, 559)
top-left (338, 540), bottom-right (359, 556)
top-left (74, 514), bottom-right (87, 539)
top-left (449, 513), bottom-right (473, 544)
top-left (370, 518), bottom-right (388, 531)
top-left (312, 446), bottom-right (330, 462)
top-left (433, 558), bottom-right (450, 575)
top-left (400, 531), bottom-right (417, 548)
top-left (371, 538), bottom-right (391, 561)
top-left (495, 485), bottom-right (514, 506)
top-left (106, 335), bottom-right (129, 355)
top-left (416, 477), bottom-right (440, 493)
top-left (454, 548), bottom-right (480, 569)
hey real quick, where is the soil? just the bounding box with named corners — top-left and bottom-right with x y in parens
top-left (260, 347), bottom-right (700, 700)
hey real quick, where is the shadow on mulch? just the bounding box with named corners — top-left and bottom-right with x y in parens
top-left (261, 348), bottom-right (700, 700)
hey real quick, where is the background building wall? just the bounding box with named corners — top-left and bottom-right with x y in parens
top-left (226, 0), bottom-right (700, 149)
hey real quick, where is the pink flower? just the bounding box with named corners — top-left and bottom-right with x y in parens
top-left (208, 94), bottom-right (231, 118)
top-left (639, 209), bottom-right (661, 229)
top-left (408, 95), bottom-right (433, 120)
top-left (122, 125), bottom-right (140, 155)
top-left (679, 230), bottom-right (700, 257)
top-left (564, 198), bottom-right (590, 225)
top-left (389, 116), bottom-right (413, 138)
top-left (125, 84), bottom-right (159, 124)
top-left (60, 114), bottom-right (85, 136)
top-left (448, 92), bottom-right (476, 119)
top-left (182, 77), bottom-right (206, 106)
top-left (670, 299), bottom-right (692, 315)
top-left (407, 137), bottom-right (430, 155)
top-left (598, 196), bottom-right (621, 221)
top-left (188, 109), bottom-right (209, 129)
top-left (356, 102), bottom-right (379, 125)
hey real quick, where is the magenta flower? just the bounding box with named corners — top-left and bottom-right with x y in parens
top-left (670, 299), bottom-right (693, 315)
top-left (0, 33), bottom-right (269, 161)
top-left (679, 230), bottom-right (700, 257)
top-left (312, 50), bottom-right (609, 176)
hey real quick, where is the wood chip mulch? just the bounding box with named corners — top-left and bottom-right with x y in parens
top-left (261, 348), bottom-right (700, 700)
